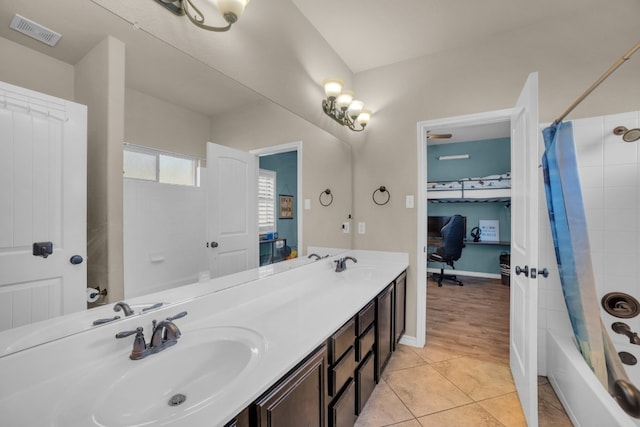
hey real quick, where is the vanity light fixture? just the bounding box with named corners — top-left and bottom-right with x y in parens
top-left (321, 78), bottom-right (371, 132)
top-left (153, 0), bottom-right (250, 32)
top-left (438, 154), bottom-right (470, 161)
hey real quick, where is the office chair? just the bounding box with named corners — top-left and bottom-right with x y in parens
top-left (428, 214), bottom-right (465, 286)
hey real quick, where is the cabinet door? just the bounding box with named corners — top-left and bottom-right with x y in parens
top-left (356, 350), bottom-right (376, 415)
top-left (394, 272), bottom-right (407, 347)
top-left (254, 345), bottom-right (326, 427)
top-left (328, 377), bottom-right (357, 427)
top-left (376, 284), bottom-right (393, 381)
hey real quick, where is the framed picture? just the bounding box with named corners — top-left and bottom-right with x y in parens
top-left (279, 195), bottom-right (294, 219)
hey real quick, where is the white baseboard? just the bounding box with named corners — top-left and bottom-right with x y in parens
top-left (398, 335), bottom-right (420, 348)
top-left (426, 268), bottom-right (501, 280)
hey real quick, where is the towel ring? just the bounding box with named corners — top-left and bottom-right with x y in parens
top-left (372, 186), bottom-right (390, 205)
top-left (319, 189), bottom-right (333, 206)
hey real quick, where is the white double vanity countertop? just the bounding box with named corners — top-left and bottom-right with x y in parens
top-left (0, 249), bottom-right (408, 427)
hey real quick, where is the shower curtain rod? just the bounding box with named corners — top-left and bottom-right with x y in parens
top-left (554, 40), bottom-right (640, 125)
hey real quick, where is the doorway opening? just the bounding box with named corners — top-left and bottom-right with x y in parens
top-left (252, 142), bottom-right (303, 265)
top-left (416, 108), bottom-right (513, 347)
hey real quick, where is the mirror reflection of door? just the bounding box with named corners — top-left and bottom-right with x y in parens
top-left (0, 81), bottom-right (87, 332)
top-left (206, 142), bottom-right (259, 278)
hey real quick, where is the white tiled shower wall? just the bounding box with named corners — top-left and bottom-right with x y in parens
top-left (538, 110), bottom-right (640, 374)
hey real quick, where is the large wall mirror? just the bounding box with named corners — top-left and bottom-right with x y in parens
top-left (0, 0), bottom-right (353, 356)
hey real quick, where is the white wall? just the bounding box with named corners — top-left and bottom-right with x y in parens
top-left (541, 110), bottom-right (640, 373)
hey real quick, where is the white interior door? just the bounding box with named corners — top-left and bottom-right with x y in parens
top-left (206, 142), bottom-right (258, 278)
top-left (0, 81), bottom-right (87, 332)
top-left (510, 72), bottom-right (539, 426)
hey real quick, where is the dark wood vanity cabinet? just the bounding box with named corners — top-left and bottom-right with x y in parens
top-left (355, 301), bottom-right (376, 415)
top-left (327, 318), bottom-right (357, 427)
top-left (394, 271), bottom-right (407, 348)
top-left (253, 345), bottom-right (327, 427)
top-left (237, 269), bottom-right (407, 427)
top-left (375, 284), bottom-right (394, 382)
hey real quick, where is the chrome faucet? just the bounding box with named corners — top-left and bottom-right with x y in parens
top-left (612, 322), bottom-right (640, 345)
top-left (334, 256), bottom-right (358, 272)
top-left (116, 311), bottom-right (188, 360)
top-left (114, 301), bottom-right (134, 317)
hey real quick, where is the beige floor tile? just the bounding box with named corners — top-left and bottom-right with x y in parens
top-left (416, 403), bottom-right (504, 427)
top-left (354, 379), bottom-right (415, 427)
top-left (538, 383), bottom-right (573, 427)
top-left (478, 392), bottom-right (527, 427)
top-left (431, 356), bottom-right (515, 401)
top-left (411, 342), bottom-right (464, 364)
top-left (384, 364), bottom-right (472, 417)
top-left (384, 344), bottom-right (428, 373)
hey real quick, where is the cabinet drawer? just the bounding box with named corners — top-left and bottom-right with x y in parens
top-left (329, 318), bottom-right (356, 364)
top-left (357, 323), bottom-right (375, 362)
top-left (357, 301), bottom-right (375, 335)
top-left (329, 377), bottom-right (357, 427)
top-left (329, 345), bottom-right (356, 397)
top-left (356, 350), bottom-right (376, 415)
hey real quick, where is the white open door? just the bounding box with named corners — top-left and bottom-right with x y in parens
top-left (0, 81), bottom-right (87, 332)
top-left (510, 72), bottom-right (539, 426)
top-left (206, 142), bottom-right (258, 278)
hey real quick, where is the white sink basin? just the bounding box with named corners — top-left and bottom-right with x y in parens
top-left (53, 326), bottom-right (266, 426)
top-left (338, 267), bottom-right (380, 282)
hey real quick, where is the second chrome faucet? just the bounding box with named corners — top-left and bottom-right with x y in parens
top-left (116, 311), bottom-right (188, 360)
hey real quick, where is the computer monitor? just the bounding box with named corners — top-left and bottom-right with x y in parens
top-left (428, 215), bottom-right (467, 240)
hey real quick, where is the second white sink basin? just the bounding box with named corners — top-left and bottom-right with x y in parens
top-left (54, 326), bottom-right (266, 426)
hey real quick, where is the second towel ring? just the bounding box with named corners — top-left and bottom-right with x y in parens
top-left (319, 189), bottom-right (333, 206)
top-left (372, 186), bottom-right (390, 205)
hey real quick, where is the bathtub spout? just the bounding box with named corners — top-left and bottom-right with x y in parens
top-left (612, 322), bottom-right (640, 345)
top-left (614, 380), bottom-right (640, 418)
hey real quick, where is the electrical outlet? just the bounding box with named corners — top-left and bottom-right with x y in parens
top-left (358, 222), bottom-right (365, 234)
top-left (342, 222), bottom-right (350, 233)
top-left (304, 198), bottom-right (311, 210)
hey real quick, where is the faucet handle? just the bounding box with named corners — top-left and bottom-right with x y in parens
top-left (166, 311), bottom-right (188, 321)
top-left (115, 327), bottom-right (143, 339)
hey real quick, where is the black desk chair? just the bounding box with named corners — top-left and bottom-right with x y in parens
top-left (428, 214), bottom-right (465, 287)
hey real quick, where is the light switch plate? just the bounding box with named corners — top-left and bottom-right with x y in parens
top-left (304, 198), bottom-right (311, 210)
top-left (358, 222), bottom-right (365, 234)
top-left (342, 222), bottom-right (350, 233)
top-left (405, 195), bottom-right (414, 209)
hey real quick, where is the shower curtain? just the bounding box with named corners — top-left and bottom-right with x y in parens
top-left (542, 121), bottom-right (640, 418)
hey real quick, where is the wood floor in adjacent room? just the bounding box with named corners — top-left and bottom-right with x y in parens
top-left (356, 275), bottom-right (573, 426)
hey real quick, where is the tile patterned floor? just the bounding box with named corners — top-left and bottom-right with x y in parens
top-left (355, 277), bottom-right (574, 426)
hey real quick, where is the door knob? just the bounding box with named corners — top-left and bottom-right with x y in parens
top-left (70, 255), bottom-right (83, 265)
top-left (538, 268), bottom-right (549, 278)
top-left (207, 241), bottom-right (219, 248)
top-left (515, 265), bottom-right (529, 277)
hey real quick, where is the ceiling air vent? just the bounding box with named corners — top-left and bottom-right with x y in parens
top-left (9, 14), bottom-right (61, 47)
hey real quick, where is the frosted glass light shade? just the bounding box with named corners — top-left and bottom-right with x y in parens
top-left (336, 91), bottom-right (354, 110)
top-left (357, 109), bottom-right (372, 126)
top-left (322, 78), bottom-right (344, 100)
top-left (212, 0), bottom-right (250, 18)
top-left (347, 100), bottom-right (364, 118)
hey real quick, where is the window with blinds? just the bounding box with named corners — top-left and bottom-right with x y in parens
top-left (258, 169), bottom-right (277, 233)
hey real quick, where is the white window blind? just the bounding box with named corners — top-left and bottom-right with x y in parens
top-left (258, 169), bottom-right (277, 233)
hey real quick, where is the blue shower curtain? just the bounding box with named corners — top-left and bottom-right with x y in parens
top-left (542, 121), bottom-right (640, 417)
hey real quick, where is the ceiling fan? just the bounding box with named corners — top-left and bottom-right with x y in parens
top-left (426, 132), bottom-right (452, 140)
